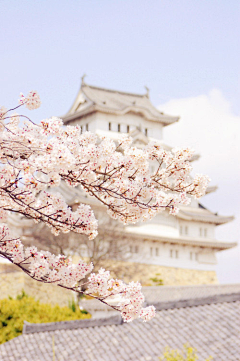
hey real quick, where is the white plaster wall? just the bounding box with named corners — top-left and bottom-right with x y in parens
top-left (178, 220), bottom-right (215, 239)
top-left (70, 113), bottom-right (97, 133)
top-left (68, 111), bottom-right (164, 140)
top-left (133, 213), bottom-right (215, 241)
top-left (127, 240), bottom-right (217, 271)
top-left (138, 211), bottom-right (178, 230)
top-left (93, 113), bottom-right (163, 140)
top-left (198, 251), bottom-right (217, 264)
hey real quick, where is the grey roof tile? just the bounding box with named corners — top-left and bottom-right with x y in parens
top-left (1, 294), bottom-right (240, 361)
top-left (142, 283), bottom-right (240, 305)
top-left (78, 284), bottom-right (240, 317)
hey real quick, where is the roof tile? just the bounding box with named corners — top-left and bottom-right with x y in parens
top-left (1, 288), bottom-right (240, 361)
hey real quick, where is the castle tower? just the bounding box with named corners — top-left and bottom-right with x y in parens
top-left (61, 80), bottom-right (236, 285)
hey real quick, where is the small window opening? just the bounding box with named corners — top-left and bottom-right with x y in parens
top-left (130, 245), bottom-right (139, 253)
top-left (118, 124), bottom-right (121, 132)
top-left (86, 124), bottom-right (89, 131)
top-left (109, 122), bottom-right (111, 131)
top-left (127, 125), bottom-right (130, 133)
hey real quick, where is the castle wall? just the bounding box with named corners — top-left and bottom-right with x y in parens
top-left (125, 239), bottom-right (217, 269)
top-left (178, 219), bottom-right (215, 239)
top-left (76, 112), bottom-right (164, 140)
top-left (0, 261), bottom-right (218, 306)
top-left (99, 260), bottom-right (218, 286)
top-left (0, 264), bottom-right (76, 306)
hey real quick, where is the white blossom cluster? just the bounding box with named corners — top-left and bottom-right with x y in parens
top-left (18, 90), bottom-right (41, 110)
top-left (87, 269), bottom-right (155, 322)
top-left (0, 91), bottom-right (210, 322)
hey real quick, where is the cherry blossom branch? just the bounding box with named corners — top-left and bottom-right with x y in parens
top-left (0, 228), bottom-right (154, 322)
top-left (0, 90), bottom-right (210, 323)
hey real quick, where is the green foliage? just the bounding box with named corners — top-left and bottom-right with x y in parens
top-left (159, 345), bottom-right (212, 361)
top-left (16, 290), bottom-right (28, 301)
top-left (150, 273), bottom-right (164, 286)
top-left (0, 291), bottom-right (90, 344)
top-left (68, 298), bottom-right (77, 313)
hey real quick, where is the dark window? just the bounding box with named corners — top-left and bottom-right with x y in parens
top-left (130, 245), bottom-right (139, 253)
top-left (145, 128), bottom-right (148, 136)
top-left (118, 124), bottom-right (121, 132)
top-left (86, 124), bottom-right (89, 131)
top-left (109, 122), bottom-right (111, 131)
top-left (127, 125), bottom-right (130, 133)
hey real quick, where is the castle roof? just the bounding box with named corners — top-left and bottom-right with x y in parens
top-left (1, 284), bottom-right (240, 361)
top-left (177, 205), bottom-right (234, 225)
top-left (62, 82), bottom-right (179, 126)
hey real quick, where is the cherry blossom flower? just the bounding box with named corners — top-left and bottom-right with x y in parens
top-left (19, 91), bottom-right (41, 110)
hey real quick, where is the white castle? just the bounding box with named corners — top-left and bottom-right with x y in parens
top-left (60, 78), bottom-right (236, 285)
top-left (1, 79), bottom-right (235, 289)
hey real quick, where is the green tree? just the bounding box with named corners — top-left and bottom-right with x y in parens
top-left (0, 292), bottom-right (90, 344)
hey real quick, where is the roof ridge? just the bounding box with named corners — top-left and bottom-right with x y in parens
top-left (142, 283), bottom-right (240, 290)
top-left (22, 314), bottom-right (122, 334)
top-left (149, 292), bottom-right (240, 311)
top-left (82, 84), bottom-right (146, 98)
top-left (22, 292), bottom-right (240, 334)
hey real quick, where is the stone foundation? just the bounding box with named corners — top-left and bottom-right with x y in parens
top-left (102, 260), bottom-right (218, 286)
top-left (0, 264), bottom-right (76, 306)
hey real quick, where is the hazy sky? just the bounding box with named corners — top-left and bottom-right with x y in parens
top-left (0, 0), bottom-right (239, 282)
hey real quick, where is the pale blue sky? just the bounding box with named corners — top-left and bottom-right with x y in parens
top-left (0, 0), bottom-right (239, 117)
top-left (0, 0), bottom-right (239, 282)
